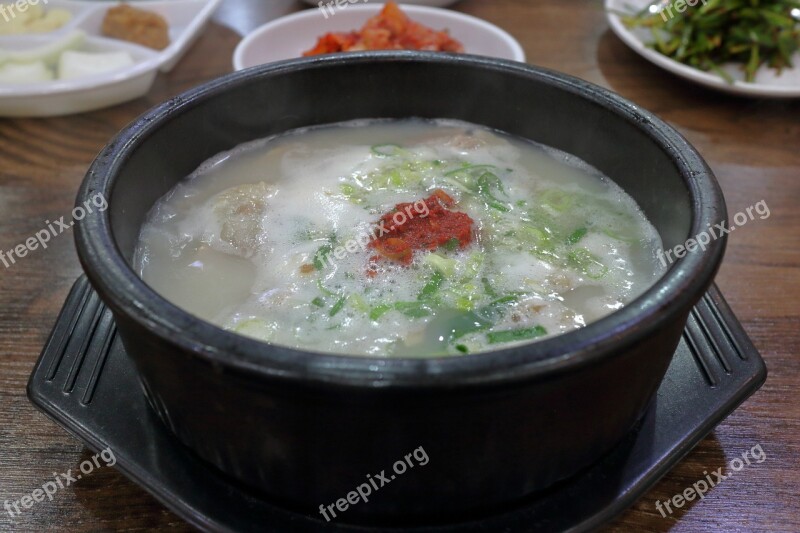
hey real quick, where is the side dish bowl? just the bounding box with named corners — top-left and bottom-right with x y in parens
top-left (74, 52), bottom-right (726, 523)
top-left (232, 4), bottom-right (525, 69)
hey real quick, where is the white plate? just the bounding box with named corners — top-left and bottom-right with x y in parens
top-left (0, 0), bottom-right (221, 117)
top-left (605, 0), bottom-right (800, 98)
top-left (233, 3), bottom-right (525, 70)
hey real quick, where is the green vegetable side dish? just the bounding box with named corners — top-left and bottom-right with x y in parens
top-left (618, 0), bottom-right (800, 83)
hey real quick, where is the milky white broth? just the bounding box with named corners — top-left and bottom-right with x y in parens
top-left (134, 119), bottom-right (665, 357)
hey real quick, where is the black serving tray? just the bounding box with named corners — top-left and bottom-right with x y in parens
top-left (27, 276), bottom-right (766, 533)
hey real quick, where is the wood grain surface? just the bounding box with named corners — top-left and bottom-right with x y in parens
top-left (0, 1), bottom-right (797, 531)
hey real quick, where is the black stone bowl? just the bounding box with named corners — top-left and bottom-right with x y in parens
top-left (74, 52), bottom-right (726, 525)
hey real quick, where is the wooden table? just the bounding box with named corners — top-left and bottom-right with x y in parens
top-left (1, 1), bottom-right (797, 531)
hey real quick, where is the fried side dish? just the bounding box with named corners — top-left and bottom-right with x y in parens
top-left (303, 2), bottom-right (465, 56)
top-left (102, 4), bottom-right (171, 51)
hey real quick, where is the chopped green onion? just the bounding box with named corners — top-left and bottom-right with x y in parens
top-left (419, 271), bottom-right (445, 300)
top-left (566, 227), bottom-right (588, 245)
top-left (441, 237), bottom-right (460, 252)
top-left (424, 252), bottom-right (458, 277)
top-left (371, 164), bottom-right (422, 188)
top-left (481, 277), bottom-right (498, 298)
top-left (449, 311), bottom-right (493, 340)
top-left (477, 294), bottom-right (520, 321)
top-left (487, 325), bottom-right (548, 344)
top-left (339, 183), bottom-right (364, 204)
top-left (540, 189), bottom-right (573, 212)
top-left (369, 304), bottom-right (393, 321)
top-left (444, 164), bottom-right (501, 195)
top-left (313, 236), bottom-right (337, 270)
top-left (476, 171), bottom-right (506, 194)
top-left (603, 228), bottom-right (638, 243)
top-left (329, 296), bottom-right (347, 317)
top-left (462, 251), bottom-right (484, 280)
top-left (519, 225), bottom-right (550, 247)
top-left (567, 248), bottom-right (608, 279)
top-left (311, 297), bottom-right (325, 308)
top-left (476, 172), bottom-right (510, 212)
top-left (394, 301), bottom-right (433, 318)
top-left (312, 243), bottom-right (332, 270)
top-left (316, 279), bottom-right (338, 297)
top-left (348, 293), bottom-right (370, 313)
top-left (371, 143), bottom-right (404, 157)
top-left (450, 282), bottom-right (481, 311)
top-left (444, 163), bottom-right (498, 179)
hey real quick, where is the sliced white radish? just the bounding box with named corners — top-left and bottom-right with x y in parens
top-left (0, 61), bottom-right (54, 84)
top-left (58, 50), bottom-right (135, 80)
top-left (0, 30), bottom-right (86, 67)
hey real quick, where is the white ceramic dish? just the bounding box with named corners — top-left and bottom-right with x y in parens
top-left (233, 3), bottom-right (525, 70)
top-left (0, 0), bottom-right (221, 117)
top-left (605, 0), bottom-right (800, 98)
